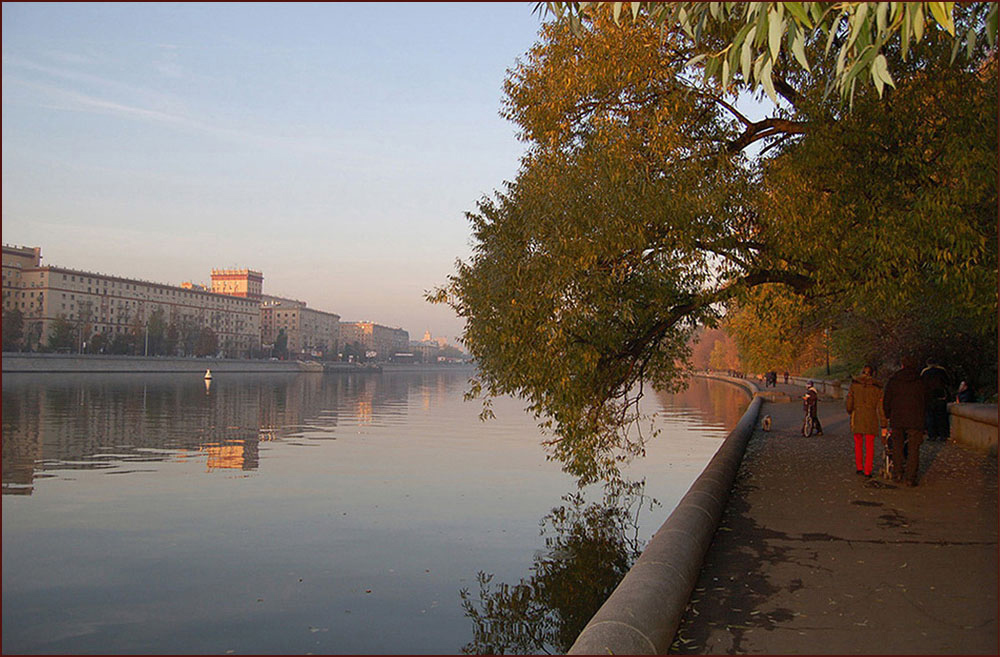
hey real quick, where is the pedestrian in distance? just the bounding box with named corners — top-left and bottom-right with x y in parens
top-left (846, 365), bottom-right (885, 478)
top-left (883, 355), bottom-right (929, 487)
top-left (956, 380), bottom-right (976, 403)
top-left (921, 359), bottom-right (950, 441)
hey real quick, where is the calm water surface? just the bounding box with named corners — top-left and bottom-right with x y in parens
top-left (2, 367), bottom-right (747, 654)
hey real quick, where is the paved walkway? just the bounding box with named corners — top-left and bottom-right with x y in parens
top-left (669, 382), bottom-right (998, 655)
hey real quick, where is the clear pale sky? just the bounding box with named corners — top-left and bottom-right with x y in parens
top-left (2, 2), bottom-right (544, 345)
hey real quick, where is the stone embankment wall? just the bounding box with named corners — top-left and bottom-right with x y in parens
top-left (569, 374), bottom-right (761, 654)
top-left (1, 353), bottom-right (307, 373)
top-left (948, 402), bottom-right (998, 454)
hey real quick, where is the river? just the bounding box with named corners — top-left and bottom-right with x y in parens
top-left (1, 367), bottom-right (747, 654)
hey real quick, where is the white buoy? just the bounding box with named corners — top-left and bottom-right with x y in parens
top-left (204, 369), bottom-right (213, 380)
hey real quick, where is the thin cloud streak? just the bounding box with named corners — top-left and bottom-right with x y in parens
top-left (4, 74), bottom-right (331, 156)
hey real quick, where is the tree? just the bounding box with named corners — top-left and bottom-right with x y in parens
top-left (707, 332), bottom-right (741, 373)
top-left (146, 307), bottom-right (168, 356)
top-left (541, 3), bottom-right (997, 103)
top-left (76, 300), bottom-right (94, 353)
top-left (2, 308), bottom-right (24, 351)
top-left (128, 315), bottom-right (145, 355)
top-left (46, 315), bottom-right (76, 352)
top-left (87, 332), bottom-right (108, 354)
top-left (341, 340), bottom-right (363, 363)
top-left (109, 332), bottom-right (131, 355)
top-left (165, 320), bottom-right (180, 357)
top-left (179, 316), bottom-right (200, 356)
top-left (433, 8), bottom-right (996, 482)
top-left (195, 326), bottom-right (218, 358)
top-left (273, 328), bottom-right (288, 360)
top-left (724, 284), bottom-right (827, 374)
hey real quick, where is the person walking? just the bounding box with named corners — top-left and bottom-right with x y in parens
top-left (803, 381), bottom-right (823, 435)
top-left (883, 355), bottom-right (929, 486)
top-left (921, 359), bottom-right (950, 441)
top-left (846, 365), bottom-right (885, 478)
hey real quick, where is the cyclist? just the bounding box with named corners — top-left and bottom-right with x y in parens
top-left (802, 381), bottom-right (824, 436)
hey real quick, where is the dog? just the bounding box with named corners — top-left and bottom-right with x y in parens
top-left (761, 415), bottom-right (772, 431)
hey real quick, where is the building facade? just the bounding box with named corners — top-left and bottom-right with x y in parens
top-left (261, 295), bottom-right (340, 358)
top-left (211, 269), bottom-right (263, 300)
top-left (3, 245), bottom-right (261, 355)
top-left (340, 321), bottom-right (409, 361)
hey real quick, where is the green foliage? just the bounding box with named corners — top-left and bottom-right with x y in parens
top-left (46, 315), bottom-right (77, 352)
top-left (434, 12), bottom-right (810, 482)
top-left (754, 45), bottom-right (997, 388)
top-left (195, 326), bottom-right (218, 358)
top-left (145, 308), bottom-right (168, 356)
top-left (540, 2), bottom-right (997, 103)
top-left (87, 332), bottom-right (107, 354)
top-left (273, 328), bottom-right (288, 359)
top-left (435, 4), bottom-right (997, 482)
top-left (3, 308), bottom-right (24, 351)
top-left (109, 332), bottom-right (132, 355)
top-left (724, 284), bottom-right (828, 373)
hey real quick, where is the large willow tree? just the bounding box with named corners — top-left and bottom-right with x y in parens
top-left (433, 5), bottom-right (997, 482)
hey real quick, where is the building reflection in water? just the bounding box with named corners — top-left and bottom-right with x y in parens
top-left (1, 370), bottom-right (466, 495)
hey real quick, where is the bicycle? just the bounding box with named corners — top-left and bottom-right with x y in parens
top-left (802, 410), bottom-right (817, 437)
top-left (801, 393), bottom-right (819, 436)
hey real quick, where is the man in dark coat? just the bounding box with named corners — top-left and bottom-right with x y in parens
top-left (883, 355), bottom-right (930, 486)
top-left (921, 359), bottom-right (950, 441)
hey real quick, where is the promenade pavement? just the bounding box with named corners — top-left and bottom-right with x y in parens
top-left (668, 382), bottom-right (998, 655)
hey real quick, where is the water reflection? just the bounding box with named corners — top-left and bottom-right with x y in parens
top-left (460, 480), bottom-right (652, 655)
top-left (1, 370), bottom-right (468, 495)
top-left (2, 370), bottom-right (747, 654)
top-left (654, 376), bottom-right (748, 430)
top-left (459, 376), bottom-right (749, 655)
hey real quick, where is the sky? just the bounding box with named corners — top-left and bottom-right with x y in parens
top-left (2, 2), bottom-right (546, 345)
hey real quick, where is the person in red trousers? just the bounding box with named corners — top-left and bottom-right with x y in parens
top-left (845, 365), bottom-right (885, 478)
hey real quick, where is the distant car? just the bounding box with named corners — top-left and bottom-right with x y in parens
top-left (269, 357), bottom-right (279, 361)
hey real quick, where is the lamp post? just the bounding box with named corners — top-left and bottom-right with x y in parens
top-left (825, 328), bottom-right (831, 375)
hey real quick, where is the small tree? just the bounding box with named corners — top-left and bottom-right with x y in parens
top-left (2, 308), bottom-right (24, 351)
top-left (273, 328), bottom-right (288, 360)
top-left (109, 332), bottom-right (131, 355)
top-left (147, 307), bottom-right (168, 355)
top-left (46, 315), bottom-right (76, 352)
top-left (195, 326), bottom-right (218, 357)
top-left (88, 332), bottom-right (108, 354)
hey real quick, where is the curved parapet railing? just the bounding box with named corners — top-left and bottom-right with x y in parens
top-left (788, 375), bottom-right (850, 399)
top-left (568, 374), bottom-right (762, 655)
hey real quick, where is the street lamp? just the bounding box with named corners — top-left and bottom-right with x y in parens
top-left (825, 328), bottom-right (831, 375)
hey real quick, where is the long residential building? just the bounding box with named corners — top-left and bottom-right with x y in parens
top-left (340, 321), bottom-right (409, 361)
top-left (261, 295), bottom-right (340, 358)
top-left (2, 245), bottom-right (260, 355)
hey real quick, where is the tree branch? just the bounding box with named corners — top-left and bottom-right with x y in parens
top-left (727, 118), bottom-right (809, 153)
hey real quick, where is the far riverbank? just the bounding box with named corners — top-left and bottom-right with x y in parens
top-left (1, 352), bottom-right (473, 374)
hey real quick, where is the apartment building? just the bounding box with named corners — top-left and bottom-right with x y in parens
top-left (2, 245), bottom-right (260, 355)
top-left (211, 268), bottom-right (263, 300)
top-left (340, 321), bottom-right (409, 361)
top-left (261, 295), bottom-right (340, 358)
